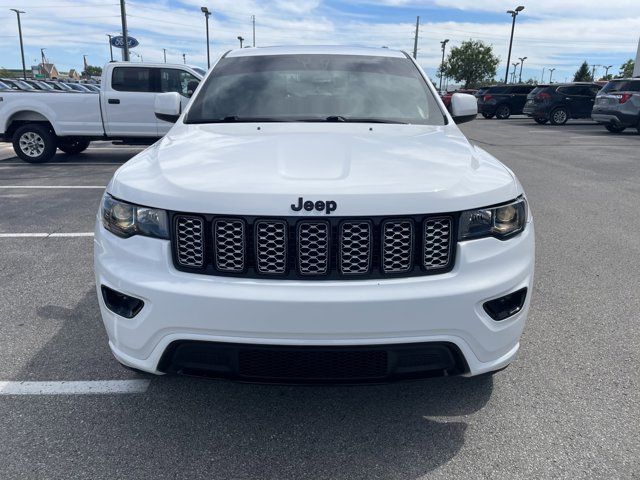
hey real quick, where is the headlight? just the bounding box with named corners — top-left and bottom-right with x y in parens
top-left (101, 193), bottom-right (168, 239)
top-left (459, 197), bottom-right (527, 241)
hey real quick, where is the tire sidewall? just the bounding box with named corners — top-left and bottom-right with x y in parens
top-left (12, 124), bottom-right (57, 163)
top-left (496, 104), bottom-right (511, 119)
top-left (550, 107), bottom-right (568, 125)
top-left (58, 139), bottom-right (90, 154)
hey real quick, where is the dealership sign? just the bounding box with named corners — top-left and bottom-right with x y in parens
top-left (110, 35), bottom-right (139, 49)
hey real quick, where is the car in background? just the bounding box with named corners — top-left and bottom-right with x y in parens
top-left (0, 80), bottom-right (12, 91)
top-left (62, 82), bottom-right (93, 93)
top-left (477, 84), bottom-right (535, 119)
top-left (23, 79), bottom-right (56, 91)
top-left (474, 86), bottom-right (491, 99)
top-left (82, 84), bottom-right (101, 93)
top-left (523, 82), bottom-right (600, 125)
top-left (591, 78), bottom-right (640, 133)
top-left (1, 78), bottom-right (36, 91)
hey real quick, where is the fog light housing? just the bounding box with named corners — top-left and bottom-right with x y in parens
top-left (101, 285), bottom-right (144, 318)
top-left (483, 288), bottom-right (527, 321)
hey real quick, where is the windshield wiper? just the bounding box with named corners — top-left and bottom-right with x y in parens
top-left (323, 116), bottom-right (408, 124)
top-left (193, 116), bottom-right (290, 123)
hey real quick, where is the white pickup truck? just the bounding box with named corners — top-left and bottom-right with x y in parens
top-left (0, 62), bottom-right (202, 163)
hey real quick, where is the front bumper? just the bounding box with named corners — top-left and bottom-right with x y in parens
top-left (94, 219), bottom-right (535, 378)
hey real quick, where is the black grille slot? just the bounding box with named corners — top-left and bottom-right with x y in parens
top-left (382, 219), bottom-right (414, 273)
top-left (255, 220), bottom-right (287, 274)
top-left (238, 349), bottom-right (388, 380)
top-left (339, 221), bottom-right (372, 275)
top-left (213, 218), bottom-right (246, 272)
top-left (171, 212), bottom-right (457, 279)
top-left (297, 221), bottom-right (330, 275)
top-left (174, 215), bottom-right (204, 268)
top-left (423, 217), bottom-right (452, 270)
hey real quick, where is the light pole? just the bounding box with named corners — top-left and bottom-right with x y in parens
top-left (518, 56), bottom-right (527, 83)
top-left (541, 66), bottom-right (545, 83)
top-left (604, 65), bottom-right (613, 78)
top-left (439, 39), bottom-right (449, 93)
top-left (10, 9), bottom-right (27, 80)
top-left (591, 64), bottom-right (600, 80)
top-left (119, 0), bottom-right (130, 61)
top-left (106, 35), bottom-right (114, 62)
top-left (511, 62), bottom-right (519, 83)
top-left (40, 48), bottom-right (47, 79)
top-left (182, 53), bottom-right (186, 64)
top-left (549, 68), bottom-right (555, 83)
top-left (504, 6), bottom-right (524, 84)
top-left (237, 36), bottom-right (244, 48)
top-left (251, 15), bottom-right (256, 47)
top-left (162, 48), bottom-right (167, 63)
top-left (201, 7), bottom-right (211, 69)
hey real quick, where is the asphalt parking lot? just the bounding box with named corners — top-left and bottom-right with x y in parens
top-left (0, 117), bottom-right (638, 479)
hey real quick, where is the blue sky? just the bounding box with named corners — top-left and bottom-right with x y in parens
top-left (1, 0), bottom-right (638, 85)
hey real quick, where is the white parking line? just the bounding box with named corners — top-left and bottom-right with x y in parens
top-left (0, 233), bottom-right (94, 238)
top-left (0, 186), bottom-right (105, 189)
top-left (0, 380), bottom-right (150, 395)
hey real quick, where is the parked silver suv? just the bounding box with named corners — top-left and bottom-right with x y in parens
top-left (592, 78), bottom-right (640, 133)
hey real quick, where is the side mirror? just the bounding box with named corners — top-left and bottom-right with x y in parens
top-left (154, 92), bottom-right (182, 123)
top-left (450, 93), bottom-right (477, 124)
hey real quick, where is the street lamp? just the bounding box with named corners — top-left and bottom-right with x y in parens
top-left (10, 9), bottom-right (27, 80)
top-left (182, 53), bottom-right (186, 64)
top-left (40, 48), bottom-right (47, 79)
top-left (439, 39), bottom-right (449, 93)
top-left (162, 48), bottom-right (167, 63)
top-left (106, 35), bottom-right (114, 62)
top-left (549, 67), bottom-right (555, 83)
top-left (511, 62), bottom-right (519, 83)
top-left (504, 5), bottom-right (524, 84)
top-left (201, 6), bottom-right (211, 69)
top-left (604, 65), bottom-right (613, 78)
top-left (518, 56), bottom-right (527, 83)
top-left (237, 36), bottom-right (244, 48)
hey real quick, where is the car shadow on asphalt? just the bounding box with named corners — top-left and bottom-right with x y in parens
top-left (23, 288), bottom-right (494, 479)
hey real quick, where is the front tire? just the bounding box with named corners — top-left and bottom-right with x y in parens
top-left (534, 117), bottom-right (548, 124)
top-left (550, 107), bottom-right (568, 125)
top-left (12, 124), bottom-right (57, 163)
top-left (58, 138), bottom-right (91, 154)
top-left (482, 113), bottom-right (494, 119)
top-left (495, 104), bottom-right (511, 119)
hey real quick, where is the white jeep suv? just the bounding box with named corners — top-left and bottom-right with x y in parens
top-left (95, 46), bottom-right (534, 383)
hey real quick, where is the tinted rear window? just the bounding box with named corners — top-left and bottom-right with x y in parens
top-left (486, 86), bottom-right (508, 94)
top-left (112, 67), bottom-right (152, 92)
top-left (601, 80), bottom-right (640, 93)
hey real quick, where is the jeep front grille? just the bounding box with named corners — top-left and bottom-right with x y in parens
top-left (171, 213), bottom-right (456, 280)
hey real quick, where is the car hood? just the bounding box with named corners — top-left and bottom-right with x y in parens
top-left (109, 123), bottom-right (519, 216)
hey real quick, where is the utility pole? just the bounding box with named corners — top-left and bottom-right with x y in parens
top-left (518, 56), bottom-right (527, 83)
top-left (412, 16), bottom-right (420, 60)
top-left (10, 9), bottom-right (27, 80)
top-left (504, 6), bottom-right (524, 84)
top-left (541, 66), bottom-right (545, 83)
top-left (119, 0), bottom-right (130, 61)
top-left (590, 64), bottom-right (599, 80)
top-left (252, 15), bottom-right (256, 47)
top-left (439, 39), bottom-right (449, 93)
top-left (163, 48), bottom-right (167, 63)
top-left (549, 68), bottom-right (555, 83)
top-left (200, 7), bottom-right (211, 69)
top-left (106, 35), bottom-right (114, 62)
top-left (182, 53), bottom-right (186, 64)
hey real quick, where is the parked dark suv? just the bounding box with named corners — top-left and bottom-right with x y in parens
top-left (477, 84), bottom-right (535, 119)
top-left (591, 78), bottom-right (640, 133)
top-left (523, 82), bottom-right (600, 125)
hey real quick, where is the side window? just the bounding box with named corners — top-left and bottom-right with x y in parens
top-left (558, 86), bottom-right (578, 96)
top-left (160, 69), bottom-right (200, 97)
top-left (512, 86), bottom-right (531, 94)
top-left (111, 67), bottom-right (152, 92)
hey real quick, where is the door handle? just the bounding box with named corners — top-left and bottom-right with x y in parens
top-left (108, 98), bottom-right (120, 104)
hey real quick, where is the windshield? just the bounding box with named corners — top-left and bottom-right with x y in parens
top-left (601, 80), bottom-right (640, 93)
top-left (186, 54), bottom-right (444, 125)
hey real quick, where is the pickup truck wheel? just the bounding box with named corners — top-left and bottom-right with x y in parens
top-left (495, 104), bottom-right (511, 119)
top-left (13, 124), bottom-right (57, 163)
top-left (534, 117), bottom-right (548, 124)
top-left (550, 107), bottom-right (568, 125)
top-left (58, 138), bottom-right (91, 154)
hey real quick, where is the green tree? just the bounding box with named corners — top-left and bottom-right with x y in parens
top-left (441, 40), bottom-right (500, 89)
top-left (83, 65), bottom-right (102, 77)
top-left (573, 61), bottom-right (592, 82)
top-left (618, 59), bottom-right (635, 78)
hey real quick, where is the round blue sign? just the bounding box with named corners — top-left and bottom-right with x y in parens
top-left (110, 35), bottom-right (139, 49)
